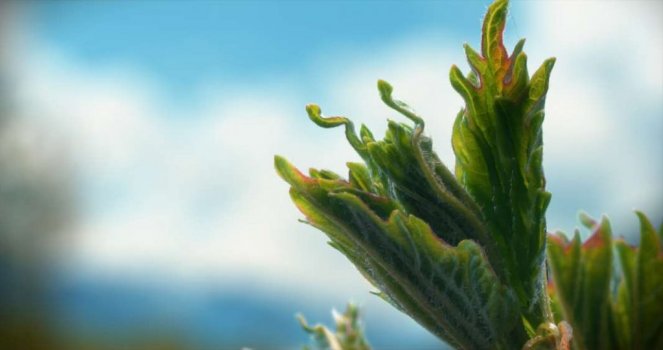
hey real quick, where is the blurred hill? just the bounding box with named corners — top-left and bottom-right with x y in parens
top-left (48, 276), bottom-right (441, 350)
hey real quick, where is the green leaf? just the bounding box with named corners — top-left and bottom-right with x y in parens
top-left (613, 238), bottom-right (635, 350)
top-left (450, 0), bottom-right (555, 327)
top-left (372, 81), bottom-right (489, 246)
top-left (275, 156), bottom-right (522, 349)
top-left (275, 0), bottom-right (561, 348)
top-left (548, 212), bottom-right (663, 350)
top-left (548, 215), bottom-right (614, 349)
top-left (615, 212), bottom-right (663, 349)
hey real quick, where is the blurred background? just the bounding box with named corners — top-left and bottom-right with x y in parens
top-left (0, 1), bottom-right (661, 349)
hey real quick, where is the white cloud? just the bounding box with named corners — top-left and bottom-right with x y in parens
top-left (8, 36), bottom-right (375, 299)
top-left (521, 0), bottom-right (663, 234)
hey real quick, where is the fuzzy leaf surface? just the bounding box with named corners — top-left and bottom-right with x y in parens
top-left (449, 0), bottom-right (555, 326)
top-left (275, 0), bottom-right (559, 348)
top-left (276, 155), bottom-right (521, 349)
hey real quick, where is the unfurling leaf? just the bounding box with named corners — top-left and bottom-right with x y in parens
top-left (275, 0), bottom-right (560, 348)
top-left (276, 152), bottom-right (521, 349)
top-left (450, 0), bottom-right (554, 328)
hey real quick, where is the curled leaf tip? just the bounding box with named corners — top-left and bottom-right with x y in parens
top-left (305, 103), bottom-right (366, 155)
top-left (377, 79), bottom-right (393, 98)
top-left (306, 104), bottom-right (348, 128)
top-left (305, 103), bottom-right (320, 115)
top-left (378, 79), bottom-right (424, 127)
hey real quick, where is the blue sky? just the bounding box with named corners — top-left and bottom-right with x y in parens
top-left (29, 1), bottom-right (493, 99)
top-left (25, 0), bottom-right (536, 122)
top-left (4, 0), bottom-right (662, 348)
